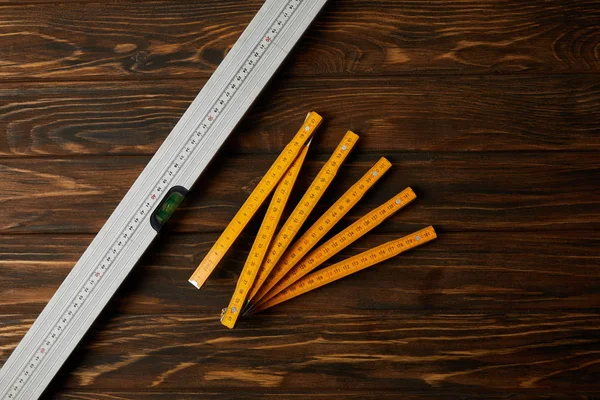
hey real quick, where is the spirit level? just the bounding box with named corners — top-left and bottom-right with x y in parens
top-left (0, 1), bottom-right (328, 398)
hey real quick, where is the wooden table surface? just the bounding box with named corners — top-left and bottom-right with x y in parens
top-left (1, 1), bottom-right (599, 399)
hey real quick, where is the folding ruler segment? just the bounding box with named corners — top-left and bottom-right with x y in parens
top-left (0, 1), bottom-right (329, 399)
top-left (253, 226), bottom-right (438, 312)
top-left (256, 187), bottom-right (418, 306)
top-left (248, 157), bottom-right (392, 305)
top-left (189, 112), bottom-right (321, 289)
top-left (219, 140), bottom-right (310, 322)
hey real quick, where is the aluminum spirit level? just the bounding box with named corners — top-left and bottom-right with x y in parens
top-left (0, 1), bottom-right (329, 398)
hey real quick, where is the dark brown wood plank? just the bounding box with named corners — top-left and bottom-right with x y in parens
top-left (0, 0), bottom-right (599, 81)
top-left (40, 392), bottom-right (600, 400)
top-left (1, 75), bottom-right (599, 157)
top-left (0, 152), bottom-right (598, 234)
top-left (1, 232), bottom-right (598, 315)
top-left (1, 312), bottom-right (598, 392)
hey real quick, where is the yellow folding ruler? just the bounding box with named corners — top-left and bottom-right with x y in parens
top-left (189, 112), bottom-right (322, 289)
top-left (249, 187), bottom-right (417, 311)
top-left (221, 131), bottom-right (359, 328)
top-left (187, 112), bottom-right (437, 329)
top-left (251, 226), bottom-right (437, 313)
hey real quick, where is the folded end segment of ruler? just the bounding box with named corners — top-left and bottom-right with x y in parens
top-left (188, 112), bottom-right (322, 290)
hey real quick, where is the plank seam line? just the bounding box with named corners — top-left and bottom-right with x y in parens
top-left (1, 149), bottom-right (599, 161)
top-left (2, 227), bottom-right (600, 236)
top-left (1, 71), bottom-right (600, 86)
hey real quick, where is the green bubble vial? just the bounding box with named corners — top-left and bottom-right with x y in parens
top-left (154, 191), bottom-right (185, 226)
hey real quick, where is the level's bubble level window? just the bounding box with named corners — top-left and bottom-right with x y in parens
top-left (151, 186), bottom-right (188, 231)
top-left (156, 192), bottom-right (185, 224)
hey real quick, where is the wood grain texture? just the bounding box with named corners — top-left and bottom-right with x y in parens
top-left (32, 393), bottom-right (600, 400)
top-left (0, 152), bottom-right (598, 234)
top-left (1, 232), bottom-right (598, 315)
top-left (0, 0), bottom-right (598, 398)
top-left (1, 76), bottom-right (599, 157)
top-left (1, 312), bottom-right (599, 393)
top-left (0, 0), bottom-right (599, 81)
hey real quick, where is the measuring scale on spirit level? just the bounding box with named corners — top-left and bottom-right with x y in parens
top-left (0, 1), bottom-right (329, 398)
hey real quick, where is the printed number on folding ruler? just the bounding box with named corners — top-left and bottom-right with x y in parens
top-left (0, 1), bottom-right (329, 399)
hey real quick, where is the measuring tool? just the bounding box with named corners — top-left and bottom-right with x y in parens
top-left (188, 112), bottom-right (321, 289)
top-left (0, 1), bottom-right (329, 398)
top-left (247, 157), bottom-right (392, 306)
top-left (250, 187), bottom-right (417, 310)
top-left (251, 226), bottom-right (437, 313)
top-left (221, 131), bottom-right (358, 328)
